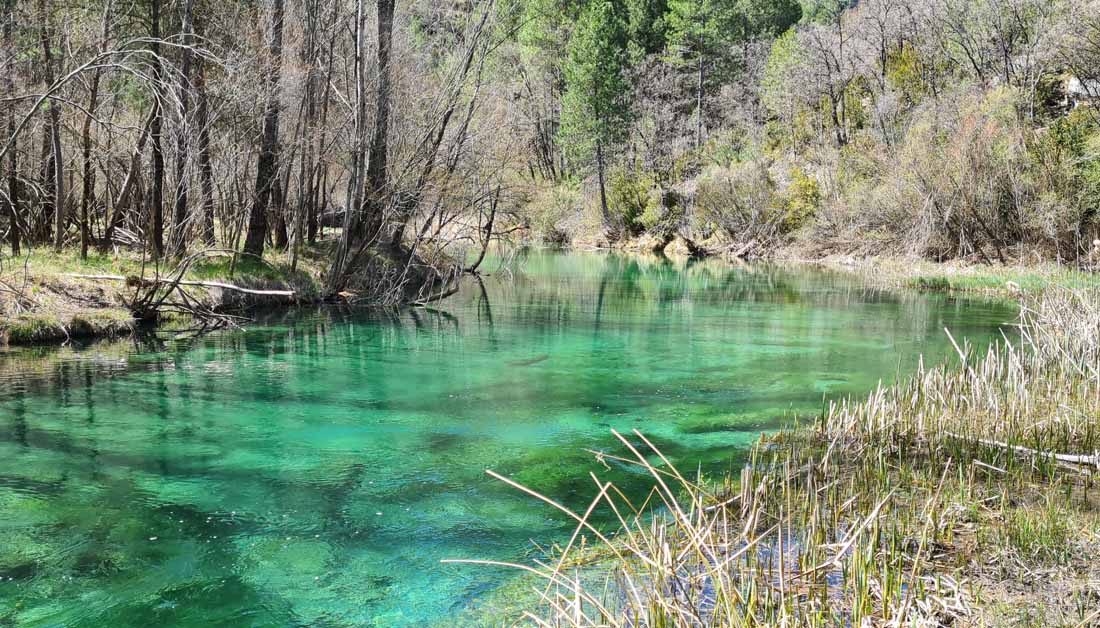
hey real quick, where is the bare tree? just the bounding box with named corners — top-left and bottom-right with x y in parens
top-left (170, 0), bottom-right (196, 257)
top-left (78, 1), bottom-right (112, 259)
top-left (38, 0), bottom-right (64, 251)
top-left (2, 0), bottom-right (18, 255)
top-left (149, 0), bottom-right (166, 257)
top-left (243, 0), bottom-right (286, 258)
top-left (359, 0), bottom-right (396, 242)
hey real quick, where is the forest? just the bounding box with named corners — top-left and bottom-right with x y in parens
top-left (3, 0), bottom-right (1099, 319)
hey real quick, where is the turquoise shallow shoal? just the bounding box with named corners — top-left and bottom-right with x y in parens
top-left (0, 251), bottom-right (1016, 626)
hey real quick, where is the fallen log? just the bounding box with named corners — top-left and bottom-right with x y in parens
top-left (68, 274), bottom-right (296, 297)
top-left (947, 432), bottom-right (1099, 467)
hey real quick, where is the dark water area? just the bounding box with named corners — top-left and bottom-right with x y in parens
top-left (0, 251), bottom-right (1017, 626)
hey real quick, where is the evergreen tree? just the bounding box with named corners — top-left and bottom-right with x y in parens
top-left (740, 0), bottom-right (801, 38)
top-left (665, 0), bottom-right (740, 148)
top-left (626, 0), bottom-right (669, 57)
top-left (666, 0), bottom-right (800, 148)
top-left (559, 0), bottom-right (633, 229)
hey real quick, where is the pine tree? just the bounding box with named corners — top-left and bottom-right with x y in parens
top-left (559, 0), bottom-right (633, 230)
top-left (666, 0), bottom-right (800, 148)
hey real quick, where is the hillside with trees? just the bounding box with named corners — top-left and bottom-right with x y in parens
top-left (508, 0), bottom-right (1100, 263)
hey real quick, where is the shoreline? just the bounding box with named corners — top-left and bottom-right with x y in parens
top-left (0, 248), bottom-right (325, 348)
top-left (3, 244), bottom-right (1091, 349)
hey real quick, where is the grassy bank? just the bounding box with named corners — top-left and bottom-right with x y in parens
top-left (458, 289), bottom-right (1100, 626)
top-left (0, 248), bottom-right (324, 346)
top-left (802, 256), bottom-right (1100, 297)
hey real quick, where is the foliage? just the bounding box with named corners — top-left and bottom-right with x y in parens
top-left (559, 1), bottom-right (633, 166)
top-left (692, 160), bottom-right (781, 241)
top-left (798, 0), bottom-right (851, 24)
top-left (625, 0), bottom-right (669, 57)
top-left (761, 30), bottom-right (804, 124)
top-left (740, 0), bottom-right (802, 37)
top-left (885, 43), bottom-right (930, 106)
top-left (606, 167), bottom-right (661, 235)
top-left (638, 188), bottom-right (682, 236)
top-left (778, 167), bottom-right (820, 232)
top-left (665, 0), bottom-right (740, 56)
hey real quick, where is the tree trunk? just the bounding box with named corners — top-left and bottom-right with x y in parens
top-left (3, 0), bottom-right (19, 255)
top-left (80, 75), bottom-right (100, 258)
top-left (297, 0), bottom-right (320, 255)
top-left (310, 0), bottom-right (339, 245)
top-left (170, 0), bottom-right (195, 257)
top-left (39, 0), bottom-right (64, 251)
top-left (80, 1), bottom-right (110, 259)
top-left (273, 178), bottom-right (288, 249)
top-left (326, 0), bottom-right (367, 292)
top-left (150, 0), bottom-right (165, 258)
top-left (243, 0), bottom-right (285, 258)
top-left (195, 60), bottom-right (216, 246)
top-left (103, 109), bottom-right (154, 248)
top-left (49, 107), bottom-right (63, 251)
top-left (596, 139), bottom-right (610, 228)
top-left (695, 49), bottom-right (705, 150)
top-left (360, 0), bottom-right (395, 240)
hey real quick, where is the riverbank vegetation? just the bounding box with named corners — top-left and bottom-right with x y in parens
top-left (457, 287), bottom-right (1100, 626)
top-left (505, 0), bottom-right (1100, 266)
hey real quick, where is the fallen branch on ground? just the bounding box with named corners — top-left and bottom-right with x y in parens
top-left (68, 274), bottom-right (296, 297)
top-left (947, 432), bottom-right (1099, 467)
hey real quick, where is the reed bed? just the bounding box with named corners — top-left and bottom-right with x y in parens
top-left (450, 289), bottom-right (1100, 627)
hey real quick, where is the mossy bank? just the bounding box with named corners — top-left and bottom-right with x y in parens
top-left (0, 248), bottom-right (324, 347)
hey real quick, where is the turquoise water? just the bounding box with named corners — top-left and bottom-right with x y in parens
top-left (0, 251), bottom-right (1016, 626)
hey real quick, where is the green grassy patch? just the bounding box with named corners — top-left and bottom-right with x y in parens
top-left (905, 266), bottom-right (1100, 294)
top-left (1, 246), bottom-right (325, 347)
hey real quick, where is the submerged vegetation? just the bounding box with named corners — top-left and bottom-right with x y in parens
top-left (455, 289), bottom-right (1100, 626)
top-left (1, 252), bottom-right (1020, 625)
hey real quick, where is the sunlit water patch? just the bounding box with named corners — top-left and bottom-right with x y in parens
top-left (0, 251), bottom-right (1016, 626)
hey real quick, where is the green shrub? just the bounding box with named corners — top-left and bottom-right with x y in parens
top-left (885, 43), bottom-right (937, 106)
top-left (607, 167), bottom-right (660, 236)
top-left (639, 188), bottom-right (683, 237)
top-left (779, 168), bottom-right (821, 233)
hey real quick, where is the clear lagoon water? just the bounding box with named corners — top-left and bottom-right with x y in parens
top-left (0, 251), bottom-right (1017, 626)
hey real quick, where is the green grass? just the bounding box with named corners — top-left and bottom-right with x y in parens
top-left (805, 255), bottom-right (1100, 296)
top-left (2, 309), bottom-right (134, 344)
top-left (993, 496), bottom-right (1075, 565)
top-left (905, 264), bottom-right (1100, 294)
top-left (0, 246), bottom-right (325, 346)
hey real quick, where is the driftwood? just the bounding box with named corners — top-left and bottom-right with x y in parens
top-left (69, 274), bottom-right (295, 297)
top-left (948, 432), bottom-right (1099, 468)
